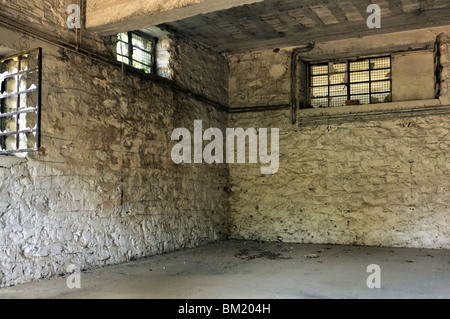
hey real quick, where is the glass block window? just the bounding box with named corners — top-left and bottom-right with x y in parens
top-left (117, 32), bottom-right (156, 74)
top-left (0, 48), bottom-right (42, 155)
top-left (309, 56), bottom-right (392, 108)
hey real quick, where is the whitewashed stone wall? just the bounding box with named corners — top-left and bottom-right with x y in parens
top-left (228, 31), bottom-right (450, 249)
top-left (0, 1), bottom-right (229, 287)
top-left (228, 49), bottom-right (291, 107)
top-left (228, 109), bottom-right (450, 249)
top-left (439, 34), bottom-right (450, 105)
top-left (170, 36), bottom-right (229, 106)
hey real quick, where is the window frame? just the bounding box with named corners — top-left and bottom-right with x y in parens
top-left (0, 47), bottom-right (42, 155)
top-left (116, 31), bottom-right (157, 74)
top-left (308, 55), bottom-right (392, 108)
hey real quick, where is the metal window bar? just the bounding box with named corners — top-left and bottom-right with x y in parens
top-left (0, 48), bottom-right (41, 154)
top-left (309, 56), bottom-right (391, 108)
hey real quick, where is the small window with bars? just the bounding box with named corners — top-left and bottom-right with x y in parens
top-left (117, 31), bottom-right (156, 74)
top-left (309, 56), bottom-right (392, 108)
top-left (0, 48), bottom-right (42, 155)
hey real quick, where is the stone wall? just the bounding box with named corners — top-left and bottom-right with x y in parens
top-left (228, 108), bottom-right (450, 249)
top-left (170, 35), bottom-right (229, 106)
top-left (0, 1), bottom-right (229, 287)
top-left (439, 34), bottom-right (450, 105)
top-left (228, 49), bottom-right (291, 107)
top-left (227, 30), bottom-right (450, 249)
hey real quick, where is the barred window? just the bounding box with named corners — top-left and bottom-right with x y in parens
top-left (0, 48), bottom-right (42, 155)
top-left (309, 56), bottom-right (392, 108)
top-left (117, 31), bottom-right (156, 74)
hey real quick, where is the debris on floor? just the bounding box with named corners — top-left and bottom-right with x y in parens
top-left (234, 249), bottom-right (250, 259)
top-left (234, 249), bottom-right (291, 260)
top-left (303, 253), bottom-right (319, 259)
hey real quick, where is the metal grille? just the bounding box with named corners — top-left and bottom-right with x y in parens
top-left (117, 32), bottom-right (155, 74)
top-left (0, 48), bottom-right (42, 155)
top-left (309, 56), bottom-right (392, 108)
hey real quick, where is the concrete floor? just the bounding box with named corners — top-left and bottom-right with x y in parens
top-left (0, 240), bottom-right (448, 299)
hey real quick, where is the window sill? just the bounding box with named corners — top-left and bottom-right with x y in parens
top-left (297, 99), bottom-right (447, 126)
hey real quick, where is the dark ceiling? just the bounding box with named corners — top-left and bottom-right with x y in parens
top-left (154, 0), bottom-right (450, 54)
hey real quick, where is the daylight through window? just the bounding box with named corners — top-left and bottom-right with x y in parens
top-left (117, 32), bottom-right (156, 74)
top-left (309, 56), bottom-right (392, 108)
top-left (0, 48), bottom-right (42, 155)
